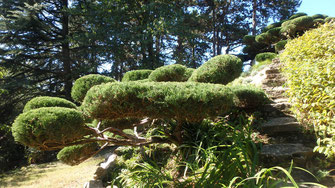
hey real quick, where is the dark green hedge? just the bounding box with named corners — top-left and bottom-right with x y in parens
top-left (57, 143), bottom-right (98, 166)
top-left (148, 64), bottom-right (189, 82)
top-left (275, 40), bottom-right (288, 52)
top-left (23, 96), bottom-right (77, 112)
top-left (71, 74), bottom-right (116, 103)
top-left (231, 85), bottom-right (269, 109)
top-left (122, 70), bottom-right (153, 82)
top-left (188, 55), bottom-right (242, 85)
top-left (81, 82), bottom-right (234, 122)
top-left (12, 107), bottom-right (87, 150)
top-left (255, 52), bottom-right (277, 62)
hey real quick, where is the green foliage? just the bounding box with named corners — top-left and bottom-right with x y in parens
top-left (263, 22), bottom-right (283, 32)
top-left (313, 18), bottom-right (325, 25)
top-left (81, 82), bottom-right (234, 122)
top-left (255, 52), bottom-right (277, 62)
top-left (289, 12), bottom-right (307, 20)
top-left (281, 16), bottom-right (314, 38)
top-left (242, 35), bottom-right (256, 45)
top-left (121, 70), bottom-right (153, 82)
top-left (312, 14), bottom-right (328, 19)
top-left (188, 55), bottom-right (243, 85)
top-left (255, 32), bottom-right (272, 44)
top-left (280, 22), bottom-right (335, 157)
top-left (71, 74), bottom-right (116, 103)
top-left (148, 64), bottom-right (189, 82)
top-left (231, 85), bottom-right (269, 109)
top-left (275, 40), bottom-right (288, 52)
top-left (57, 143), bottom-right (98, 166)
top-left (91, 118), bottom-right (140, 130)
top-left (23, 96), bottom-right (77, 112)
top-left (12, 107), bottom-right (87, 150)
top-left (325, 17), bottom-right (335, 23)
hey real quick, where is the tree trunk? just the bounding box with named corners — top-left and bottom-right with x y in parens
top-left (61, 0), bottom-right (72, 99)
top-left (252, 0), bottom-right (257, 35)
top-left (212, 4), bottom-right (216, 57)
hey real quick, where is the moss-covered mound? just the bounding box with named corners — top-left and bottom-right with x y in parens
top-left (57, 143), bottom-right (98, 166)
top-left (23, 96), bottom-right (77, 112)
top-left (188, 55), bottom-right (242, 85)
top-left (81, 82), bottom-right (234, 122)
top-left (148, 64), bottom-right (189, 82)
top-left (12, 107), bottom-right (87, 150)
top-left (122, 70), bottom-right (153, 82)
top-left (71, 74), bottom-right (116, 103)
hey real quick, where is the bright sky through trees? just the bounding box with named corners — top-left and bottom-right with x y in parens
top-left (298, 0), bottom-right (335, 17)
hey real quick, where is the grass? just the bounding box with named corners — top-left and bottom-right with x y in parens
top-left (0, 156), bottom-right (104, 188)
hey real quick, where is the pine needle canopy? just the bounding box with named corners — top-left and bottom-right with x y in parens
top-left (148, 64), bottom-right (189, 82)
top-left (122, 70), bottom-right (153, 82)
top-left (12, 107), bottom-right (87, 150)
top-left (81, 82), bottom-right (234, 122)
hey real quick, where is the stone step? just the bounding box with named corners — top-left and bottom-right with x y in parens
top-left (261, 143), bottom-right (314, 167)
top-left (261, 116), bottom-right (301, 135)
top-left (266, 73), bottom-right (284, 80)
top-left (273, 98), bottom-right (289, 103)
top-left (265, 69), bottom-right (280, 74)
top-left (264, 86), bottom-right (288, 98)
top-left (262, 78), bottom-right (286, 87)
top-left (263, 102), bottom-right (292, 117)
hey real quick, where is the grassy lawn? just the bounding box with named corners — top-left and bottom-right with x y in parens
top-left (0, 157), bottom-right (104, 188)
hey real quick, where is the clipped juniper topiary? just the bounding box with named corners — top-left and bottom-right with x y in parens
top-left (23, 96), bottom-right (77, 112)
top-left (289, 12), bottom-right (307, 20)
top-left (188, 55), bottom-right (242, 85)
top-left (255, 52), bottom-right (277, 62)
top-left (281, 16), bottom-right (314, 38)
top-left (242, 35), bottom-right (256, 45)
top-left (71, 74), bottom-right (116, 103)
top-left (231, 85), bottom-right (269, 109)
top-left (148, 64), bottom-right (188, 82)
top-left (275, 40), bottom-right (288, 52)
top-left (12, 107), bottom-right (88, 150)
top-left (325, 17), bottom-right (335, 23)
top-left (255, 32), bottom-right (272, 44)
top-left (81, 82), bottom-right (234, 122)
top-left (311, 14), bottom-right (328, 19)
top-left (184, 68), bottom-right (195, 80)
top-left (57, 143), bottom-right (98, 166)
top-left (263, 21), bottom-right (283, 32)
top-left (122, 70), bottom-right (153, 82)
top-left (92, 118), bottom-right (141, 130)
top-left (313, 18), bottom-right (325, 26)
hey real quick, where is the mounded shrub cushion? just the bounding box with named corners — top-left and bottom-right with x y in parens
top-left (122, 70), bottom-right (153, 82)
top-left (92, 118), bottom-right (141, 130)
top-left (231, 85), bottom-right (269, 109)
top-left (188, 54), bottom-right (242, 85)
top-left (57, 143), bottom-right (98, 166)
top-left (12, 107), bottom-right (87, 150)
top-left (289, 12), bottom-right (307, 20)
top-left (71, 74), bottom-right (116, 103)
top-left (148, 64), bottom-right (189, 82)
top-left (23, 96), bottom-right (77, 112)
top-left (81, 82), bottom-right (234, 122)
top-left (255, 52), bottom-right (277, 62)
top-left (275, 40), bottom-right (288, 52)
top-left (242, 35), bottom-right (256, 45)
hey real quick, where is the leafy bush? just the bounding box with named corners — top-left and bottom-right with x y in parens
top-left (12, 107), bottom-right (87, 150)
top-left (188, 54), bottom-right (242, 85)
top-left (263, 22), bottom-right (283, 32)
top-left (289, 12), bottom-right (307, 20)
top-left (91, 118), bottom-right (140, 130)
top-left (280, 22), bottom-right (335, 157)
top-left (148, 64), bottom-right (188, 82)
top-left (281, 16), bottom-right (314, 38)
top-left (81, 82), bottom-right (234, 122)
top-left (23, 96), bottom-right (77, 112)
top-left (242, 35), bottom-right (256, 45)
top-left (312, 14), bottom-right (328, 19)
top-left (122, 70), bottom-right (153, 82)
top-left (275, 40), bottom-right (288, 52)
top-left (231, 85), bottom-right (269, 109)
top-left (71, 74), bottom-right (116, 103)
top-left (57, 143), bottom-right (98, 166)
top-left (255, 52), bottom-right (277, 62)
top-left (325, 17), bottom-right (335, 22)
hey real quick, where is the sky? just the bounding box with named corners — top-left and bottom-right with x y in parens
top-left (298, 0), bottom-right (335, 17)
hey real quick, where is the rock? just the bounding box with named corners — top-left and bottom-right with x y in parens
top-left (261, 116), bottom-right (301, 135)
top-left (83, 180), bottom-right (104, 188)
top-left (94, 153), bottom-right (117, 180)
top-left (261, 143), bottom-right (313, 167)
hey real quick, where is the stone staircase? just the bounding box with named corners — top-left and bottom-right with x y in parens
top-left (258, 59), bottom-right (316, 168)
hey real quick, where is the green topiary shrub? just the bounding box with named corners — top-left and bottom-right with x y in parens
top-left (242, 35), bottom-right (256, 45)
top-left (57, 143), bottom-right (98, 166)
top-left (148, 64), bottom-right (189, 82)
top-left (312, 14), bottom-right (328, 19)
top-left (122, 70), bottom-right (153, 82)
top-left (280, 22), bottom-right (335, 157)
top-left (71, 74), bottom-right (116, 103)
top-left (12, 107), bottom-right (87, 150)
top-left (81, 82), bottom-right (234, 122)
top-left (255, 52), bottom-right (277, 62)
top-left (188, 55), bottom-right (242, 85)
top-left (289, 12), bottom-right (307, 20)
top-left (23, 96), bottom-right (77, 112)
top-left (313, 18), bottom-right (325, 26)
top-left (263, 22), bottom-right (283, 32)
top-left (231, 85), bottom-right (269, 109)
top-left (91, 118), bottom-right (140, 130)
top-left (325, 17), bottom-right (335, 23)
top-left (281, 16), bottom-right (314, 38)
top-left (184, 68), bottom-right (195, 80)
top-left (255, 32), bottom-right (272, 44)
top-left (275, 40), bottom-right (288, 52)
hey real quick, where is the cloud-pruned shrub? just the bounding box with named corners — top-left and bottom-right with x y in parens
top-left (255, 52), bottom-right (277, 62)
top-left (71, 74), bottom-right (116, 103)
top-left (280, 22), bottom-right (335, 157)
top-left (148, 64), bottom-right (189, 82)
top-left (23, 96), bottom-right (77, 112)
top-left (122, 70), bottom-right (153, 82)
top-left (275, 40), bottom-right (287, 52)
top-left (231, 85), bottom-right (269, 109)
top-left (57, 143), bottom-right (98, 166)
top-left (188, 55), bottom-right (242, 85)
